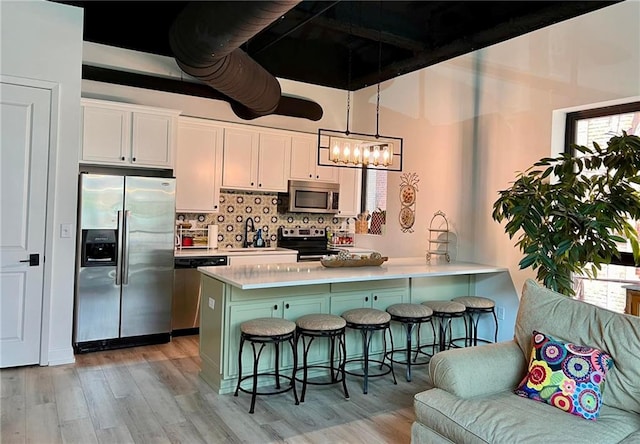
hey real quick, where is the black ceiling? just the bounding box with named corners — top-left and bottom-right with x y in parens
top-left (57, 1), bottom-right (619, 91)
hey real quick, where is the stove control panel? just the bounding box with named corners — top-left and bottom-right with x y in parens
top-left (279, 228), bottom-right (326, 238)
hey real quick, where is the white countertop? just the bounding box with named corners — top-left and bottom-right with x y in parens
top-left (174, 246), bottom-right (380, 258)
top-left (198, 257), bottom-right (508, 289)
top-left (175, 247), bottom-right (297, 258)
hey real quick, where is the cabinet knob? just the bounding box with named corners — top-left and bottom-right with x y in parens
top-left (374, 295), bottom-right (378, 301)
top-left (251, 182), bottom-right (255, 186)
top-left (316, 175), bottom-right (319, 179)
top-left (121, 156), bottom-right (125, 161)
top-left (132, 157), bottom-right (136, 162)
top-left (285, 303), bottom-right (290, 309)
top-left (365, 296), bottom-right (369, 302)
top-left (309, 174), bottom-right (312, 178)
top-left (273, 304), bottom-right (278, 310)
top-left (258, 183), bottom-right (262, 187)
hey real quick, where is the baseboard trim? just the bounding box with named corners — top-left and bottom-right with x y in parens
top-left (47, 347), bottom-right (75, 366)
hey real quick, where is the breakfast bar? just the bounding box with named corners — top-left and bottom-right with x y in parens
top-left (197, 257), bottom-right (519, 393)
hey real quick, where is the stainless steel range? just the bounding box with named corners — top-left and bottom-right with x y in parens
top-left (277, 227), bottom-right (340, 261)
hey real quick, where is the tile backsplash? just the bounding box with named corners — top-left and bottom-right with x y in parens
top-left (177, 190), bottom-right (344, 248)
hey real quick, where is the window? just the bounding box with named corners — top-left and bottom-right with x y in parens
top-left (361, 167), bottom-right (387, 234)
top-left (565, 102), bottom-right (640, 312)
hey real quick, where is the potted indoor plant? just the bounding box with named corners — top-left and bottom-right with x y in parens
top-left (492, 132), bottom-right (640, 296)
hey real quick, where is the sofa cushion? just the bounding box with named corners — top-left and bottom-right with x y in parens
top-left (515, 330), bottom-right (614, 420)
top-left (414, 388), bottom-right (640, 444)
top-left (515, 279), bottom-right (640, 414)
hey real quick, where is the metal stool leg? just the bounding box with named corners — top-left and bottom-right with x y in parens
top-left (249, 341), bottom-right (264, 414)
top-left (404, 321), bottom-right (415, 381)
top-left (339, 332), bottom-right (350, 399)
top-left (289, 335), bottom-right (299, 406)
top-left (300, 334), bottom-right (313, 402)
top-left (385, 325), bottom-right (397, 386)
top-left (234, 335), bottom-right (245, 397)
top-left (361, 329), bottom-right (371, 394)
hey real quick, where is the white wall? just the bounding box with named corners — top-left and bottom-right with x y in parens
top-left (81, 43), bottom-right (348, 135)
top-left (1, 0), bottom-right (83, 364)
top-left (352, 0), bottom-right (640, 298)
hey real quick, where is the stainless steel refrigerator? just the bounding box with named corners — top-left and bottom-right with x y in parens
top-left (74, 170), bottom-right (176, 352)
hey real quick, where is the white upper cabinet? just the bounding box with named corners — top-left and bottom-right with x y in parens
top-left (338, 166), bottom-right (362, 217)
top-left (222, 127), bottom-right (259, 190)
top-left (258, 131), bottom-right (291, 191)
top-left (222, 126), bottom-right (291, 192)
top-left (175, 117), bottom-right (224, 213)
top-left (289, 134), bottom-right (338, 182)
top-left (80, 99), bottom-right (179, 169)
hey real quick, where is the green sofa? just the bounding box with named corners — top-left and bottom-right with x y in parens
top-left (412, 279), bottom-right (640, 443)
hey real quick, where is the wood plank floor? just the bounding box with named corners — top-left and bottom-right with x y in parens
top-left (0, 335), bottom-right (432, 444)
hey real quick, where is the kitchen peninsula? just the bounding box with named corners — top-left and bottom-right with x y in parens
top-left (198, 257), bottom-right (519, 393)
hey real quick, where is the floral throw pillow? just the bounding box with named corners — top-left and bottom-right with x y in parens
top-left (514, 330), bottom-right (614, 420)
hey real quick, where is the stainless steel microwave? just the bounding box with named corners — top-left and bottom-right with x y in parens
top-left (279, 180), bottom-right (340, 214)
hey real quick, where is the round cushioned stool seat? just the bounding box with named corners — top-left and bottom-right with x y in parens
top-left (387, 303), bottom-right (433, 319)
top-left (296, 314), bottom-right (346, 331)
top-left (241, 318), bottom-right (296, 336)
top-left (342, 308), bottom-right (391, 325)
top-left (452, 296), bottom-right (495, 309)
top-left (421, 300), bottom-right (466, 314)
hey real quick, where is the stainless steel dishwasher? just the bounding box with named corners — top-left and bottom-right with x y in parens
top-left (173, 256), bottom-right (228, 336)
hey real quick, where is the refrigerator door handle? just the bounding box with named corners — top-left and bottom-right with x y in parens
top-left (116, 210), bottom-right (124, 285)
top-left (122, 210), bottom-right (131, 285)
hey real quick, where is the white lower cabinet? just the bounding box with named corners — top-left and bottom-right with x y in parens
top-left (175, 117), bottom-right (223, 213)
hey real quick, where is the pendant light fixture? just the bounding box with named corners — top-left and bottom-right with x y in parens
top-left (317, 1), bottom-right (403, 171)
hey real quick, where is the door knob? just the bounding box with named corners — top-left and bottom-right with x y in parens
top-left (19, 253), bottom-right (40, 266)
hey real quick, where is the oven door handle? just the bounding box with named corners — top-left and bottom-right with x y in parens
top-left (298, 254), bottom-right (325, 262)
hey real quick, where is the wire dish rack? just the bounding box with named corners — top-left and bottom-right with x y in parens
top-left (427, 211), bottom-right (450, 264)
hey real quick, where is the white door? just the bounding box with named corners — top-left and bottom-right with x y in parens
top-left (0, 82), bottom-right (51, 367)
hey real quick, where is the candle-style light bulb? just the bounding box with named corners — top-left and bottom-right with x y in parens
top-left (363, 147), bottom-right (371, 164)
top-left (382, 146), bottom-right (390, 165)
top-left (331, 141), bottom-right (341, 163)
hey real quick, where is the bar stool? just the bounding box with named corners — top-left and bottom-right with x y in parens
top-left (234, 317), bottom-right (299, 414)
top-left (420, 300), bottom-right (466, 352)
top-left (341, 308), bottom-right (397, 394)
top-left (385, 303), bottom-right (435, 382)
top-left (295, 314), bottom-right (349, 402)
top-left (452, 296), bottom-right (499, 346)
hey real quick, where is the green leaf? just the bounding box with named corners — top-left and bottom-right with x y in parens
top-left (491, 133), bottom-right (640, 297)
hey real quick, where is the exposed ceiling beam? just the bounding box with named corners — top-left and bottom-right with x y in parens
top-left (286, 9), bottom-right (425, 53)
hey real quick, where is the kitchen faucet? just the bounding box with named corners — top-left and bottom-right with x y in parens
top-left (243, 217), bottom-right (255, 248)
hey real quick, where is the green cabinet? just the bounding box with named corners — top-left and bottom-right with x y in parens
top-left (329, 280), bottom-right (409, 358)
top-left (226, 295), bottom-right (328, 378)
